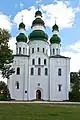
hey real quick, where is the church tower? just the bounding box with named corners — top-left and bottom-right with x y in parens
top-left (50, 22), bottom-right (61, 56)
top-left (16, 21), bottom-right (28, 55)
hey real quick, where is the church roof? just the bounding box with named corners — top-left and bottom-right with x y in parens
top-left (31, 18), bottom-right (45, 28)
top-left (28, 30), bottom-right (48, 41)
top-left (50, 55), bottom-right (70, 59)
top-left (35, 10), bottom-right (42, 17)
top-left (19, 22), bottom-right (25, 30)
top-left (50, 34), bottom-right (61, 44)
top-left (52, 23), bottom-right (59, 32)
top-left (16, 33), bottom-right (27, 42)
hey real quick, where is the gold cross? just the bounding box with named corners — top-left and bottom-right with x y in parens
top-left (21, 14), bottom-right (24, 22)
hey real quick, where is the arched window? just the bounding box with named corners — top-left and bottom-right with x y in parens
top-left (19, 47), bottom-right (21, 54)
top-left (53, 49), bottom-right (55, 55)
top-left (45, 68), bottom-right (48, 75)
top-left (15, 81), bottom-right (19, 89)
top-left (38, 68), bottom-right (41, 75)
top-left (58, 68), bottom-right (61, 76)
top-left (32, 48), bottom-right (34, 54)
top-left (38, 58), bottom-right (41, 65)
top-left (56, 49), bottom-right (58, 54)
top-left (37, 47), bottom-right (39, 52)
top-left (23, 48), bottom-right (25, 54)
top-left (43, 48), bottom-right (44, 52)
top-left (32, 59), bottom-right (35, 65)
top-left (31, 68), bottom-right (34, 75)
top-left (17, 67), bottom-right (20, 75)
top-left (44, 59), bottom-right (46, 65)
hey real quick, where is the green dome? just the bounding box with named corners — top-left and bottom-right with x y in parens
top-left (31, 18), bottom-right (45, 28)
top-left (50, 34), bottom-right (61, 44)
top-left (35, 10), bottom-right (42, 17)
top-left (29, 30), bottom-right (48, 41)
top-left (52, 23), bottom-right (59, 32)
top-left (16, 33), bottom-right (27, 42)
top-left (19, 22), bottom-right (25, 30)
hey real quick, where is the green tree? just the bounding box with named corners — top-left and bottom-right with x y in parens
top-left (69, 71), bottom-right (80, 101)
top-left (0, 28), bottom-right (15, 79)
top-left (0, 81), bottom-right (10, 100)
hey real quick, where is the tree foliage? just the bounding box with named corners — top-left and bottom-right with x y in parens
top-left (0, 81), bottom-right (10, 100)
top-left (0, 28), bottom-right (15, 78)
top-left (69, 71), bottom-right (80, 101)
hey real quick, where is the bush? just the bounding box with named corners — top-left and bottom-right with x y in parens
top-left (69, 91), bottom-right (80, 102)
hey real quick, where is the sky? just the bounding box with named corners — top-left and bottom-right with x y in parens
top-left (0, 0), bottom-right (80, 82)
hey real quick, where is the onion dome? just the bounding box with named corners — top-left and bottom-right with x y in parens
top-left (35, 10), bottom-right (42, 17)
top-left (50, 34), bottom-right (61, 44)
top-left (52, 23), bottom-right (59, 32)
top-left (16, 33), bottom-right (27, 42)
top-left (19, 22), bottom-right (25, 30)
top-left (28, 30), bottom-right (48, 41)
top-left (31, 18), bottom-right (45, 28)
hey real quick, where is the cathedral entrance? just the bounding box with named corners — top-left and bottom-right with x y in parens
top-left (36, 90), bottom-right (41, 100)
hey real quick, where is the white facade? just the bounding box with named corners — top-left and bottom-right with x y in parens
top-left (7, 10), bottom-right (70, 101)
top-left (7, 39), bottom-right (70, 101)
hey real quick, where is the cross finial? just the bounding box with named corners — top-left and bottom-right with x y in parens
top-left (21, 14), bottom-right (24, 22)
top-left (36, 0), bottom-right (42, 10)
top-left (54, 16), bottom-right (57, 24)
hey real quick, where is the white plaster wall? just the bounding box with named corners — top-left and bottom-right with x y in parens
top-left (28, 40), bottom-right (50, 56)
top-left (8, 56), bottom-right (29, 100)
top-left (50, 57), bottom-right (70, 101)
top-left (28, 52), bottom-right (49, 100)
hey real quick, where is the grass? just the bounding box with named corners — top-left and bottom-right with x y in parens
top-left (0, 103), bottom-right (80, 120)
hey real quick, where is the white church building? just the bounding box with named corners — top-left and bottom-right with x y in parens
top-left (7, 10), bottom-right (70, 101)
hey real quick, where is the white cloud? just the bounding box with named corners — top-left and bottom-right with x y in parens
top-left (41, 0), bottom-right (79, 28)
top-left (13, 1), bottom-right (79, 30)
top-left (14, 6), bottom-right (36, 29)
top-left (62, 40), bottom-right (80, 72)
top-left (0, 12), bottom-right (12, 30)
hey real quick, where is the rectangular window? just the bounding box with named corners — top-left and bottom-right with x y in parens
top-left (58, 85), bottom-right (62, 92)
top-left (32, 48), bottom-right (34, 54)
